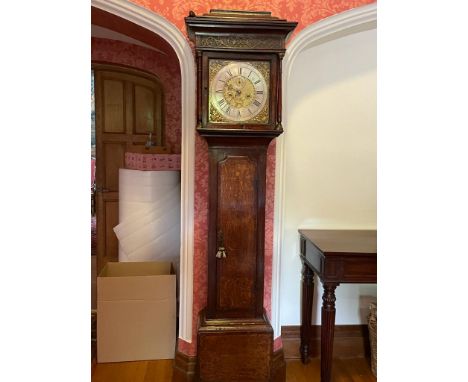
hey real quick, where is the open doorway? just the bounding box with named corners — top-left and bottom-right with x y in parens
top-left (92, 63), bottom-right (168, 273)
top-left (91, 13), bottom-right (182, 311)
top-left (90, 2), bottom-right (197, 366)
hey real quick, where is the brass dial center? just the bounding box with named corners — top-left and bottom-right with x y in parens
top-left (223, 76), bottom-right (255, 109)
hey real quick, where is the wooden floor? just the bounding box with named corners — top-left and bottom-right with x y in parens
top-left (92, 358), bottom-right (376, 382)
top-left (286, 358), bottom-right (376, 382)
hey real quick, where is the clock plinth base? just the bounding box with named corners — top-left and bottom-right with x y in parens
top-left (197, 310), bottom-right (280, 382)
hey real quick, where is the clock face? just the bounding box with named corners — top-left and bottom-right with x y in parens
top-left (209, 60), bottom-right (270, 124)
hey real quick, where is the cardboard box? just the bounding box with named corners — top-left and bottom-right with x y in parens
top-left (97, 261), bottom-right (176, 363)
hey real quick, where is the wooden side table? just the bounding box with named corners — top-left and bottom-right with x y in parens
top-left (299, 229), bottom-right (377, 382)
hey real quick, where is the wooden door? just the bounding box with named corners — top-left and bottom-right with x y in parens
top-left (93, 64), bottom-right (164, 273)
top-left (207, 144), bottom-right (267, 319)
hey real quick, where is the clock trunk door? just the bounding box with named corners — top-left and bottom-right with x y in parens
top-left (208, 146), bottom-right (266, 319)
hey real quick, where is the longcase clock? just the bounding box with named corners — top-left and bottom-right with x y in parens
top-left (185, 10), bottom-right (296, 382)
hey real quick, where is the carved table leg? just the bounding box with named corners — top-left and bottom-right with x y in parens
top-left (321, 282), bottom-right (339, 382)
top-left (300, 259), bottom-right (314, 364)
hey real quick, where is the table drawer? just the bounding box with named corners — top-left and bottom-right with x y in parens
top-left (323, 256), bottom-right (376, 283)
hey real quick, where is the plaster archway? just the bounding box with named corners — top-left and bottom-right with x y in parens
top-left (271, 3), bottom-right (377, 340)
top-left (91, 0), bottom-right (196, 344)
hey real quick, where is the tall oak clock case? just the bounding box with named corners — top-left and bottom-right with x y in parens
top-left (186, 10), bottom-right (296, 382)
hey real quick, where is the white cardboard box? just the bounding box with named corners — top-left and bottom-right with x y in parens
top-left (97, 261), bottom-right (176, 363)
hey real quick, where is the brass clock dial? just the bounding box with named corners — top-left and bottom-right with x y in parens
top-left (209, 60), bottom-right (270, 124)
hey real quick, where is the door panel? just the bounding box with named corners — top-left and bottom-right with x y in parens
top-left (103, 79), bottom-right (125, 133)
top-left (103, 142), bottom-right (126, 191)
top-left (133, 81), bottom-right (163, 145)
top-left (134, 85), bottom-right (155, 134)
top-left (206, 144), bottom-right (267, 319)
top-left (104, 198), bottom-right (119, 260)
top-left (94, 64), bottom-right (164, 273)
top-left (217, 156), bottom-right (258, 315)
top-left (96, 193), bottom-right (119, 271)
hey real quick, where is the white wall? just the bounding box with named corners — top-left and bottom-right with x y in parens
top-left (280, 28), bottom-right (377, 326)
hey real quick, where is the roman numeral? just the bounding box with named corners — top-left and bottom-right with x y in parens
top-left (240, 67), bottom-right (243, 76)
top-left (218, 99), bottom-right (226, 107)
top-left (237, 110), bottom-right (241, 118)
top-left (226, 106), bottom-right (231, 114)
top-left (227, 69), bottom-right (233, 77)
top-left (216, 89), bottom-right (223, 93)
top-left (256, 90), bottom-right (263, 95)
top-left (253, 100), bottom-right (261, 107)
top-left (254, 79), bottom-right (261, 85)
top-left (248, 71), bottom-right (252, 78)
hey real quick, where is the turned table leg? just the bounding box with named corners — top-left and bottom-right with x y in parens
top-left (300, 259), bottom-right (314, 364)
top-left (321, 282), bottom-right (338, 382)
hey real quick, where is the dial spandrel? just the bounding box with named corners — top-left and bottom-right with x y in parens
top-left (209, 60), bottom-right (270, 124)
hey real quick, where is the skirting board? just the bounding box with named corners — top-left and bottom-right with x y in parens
top-left (282, 325), bottom-right (371, 360)
top-left (173, 350), bottom-right (197, 382)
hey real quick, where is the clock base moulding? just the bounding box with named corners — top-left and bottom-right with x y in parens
top-left (172, 340), bottom-right (286, 382)
top-left (197, 310), bottom-right (280, 382)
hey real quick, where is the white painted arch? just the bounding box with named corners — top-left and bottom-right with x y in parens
top-left (271, 3), bottom-right (377, 339)
top-left (91, 0), bottom-right (196, 343)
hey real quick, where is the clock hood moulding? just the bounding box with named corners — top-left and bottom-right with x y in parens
top-left (185, 9), bottom-right (298, 53)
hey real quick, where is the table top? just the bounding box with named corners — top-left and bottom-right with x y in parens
top-left (299, 229), bottom-right (377, 255)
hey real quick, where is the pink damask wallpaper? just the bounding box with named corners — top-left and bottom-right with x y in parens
top-left (130, 0), bottom-right (375, 38)
top-left (92, 37), bottom-right (182, 153)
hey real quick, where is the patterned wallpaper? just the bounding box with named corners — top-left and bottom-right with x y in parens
top-left (129, 0), bottom-right (375, 39)
top-left (91, 37), bottom-right (182, 153)
top-left (93, 0), bottom-right (376, 357)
